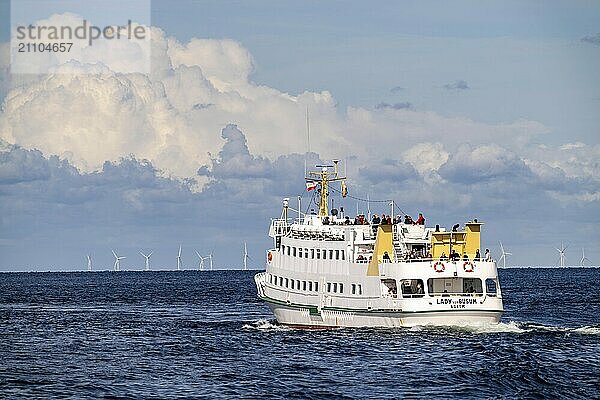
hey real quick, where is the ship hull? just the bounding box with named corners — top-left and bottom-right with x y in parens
top-left (265, 299), bottom-right (502, 329)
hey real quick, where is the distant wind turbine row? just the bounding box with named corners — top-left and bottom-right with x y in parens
top-left (497, 241), bottom-right (592, 268)
top-left (85, 243), bottom-right (252, 271)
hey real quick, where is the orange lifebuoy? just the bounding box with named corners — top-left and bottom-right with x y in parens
top-left (463, 261), bottom-right (474, 272)
top-left (267, 252), bottom-right (273, 262)
top-left (433, 261), bottom-right (445, 273)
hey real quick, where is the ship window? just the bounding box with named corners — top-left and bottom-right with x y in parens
top-left (400, 279), bottom-right (424, 298)
top-left (293, 247), bottom-right (297, 257)
top-left (352, 284), bottom-right (356, 294)
top-left (297, 280), bottom-right (301, 289)
top-left (287, 246), bottom-right (290, 256)
top-left (298, 248), bottom-right (302, 258)
top-left (339, 283), bottom-right (344, 293)
top-left (358, 284), bottom-right (363, 295)
top-left (303, 281), bottom-right (307, 291)
top-left (426, 278), bottom-right (483, 296)
top-left (317, 250), bottom-right (321, 260)
top-left (485, 279), bottom-right (497, 296)
top-left (341, 251), bottom-right (345, 260)
top-left (311, 249), bottom-right (315, 259)
top-left (315, 282), bottom-right (319, 292)
top-left (322, 249), bottom-right (327, 259)
top-left (327, 282), bottom-right (331, 292)
top-left (305, 249), bottom-right (309, 258)
top-left (336, 250), bottom-right (340, 260)
top-left (281, 245), bottom-right (285, 254)
top-left (270, 274), bottom-right (274, 284)
top-left (291, 280), bottom-right (295, 289)
top-left (329, 250), bottom-right (334, 259)
top-left (463, 278), bottom-right (483, 295)
top-left (308, 281), bottom-right (313, 291)
top-left (279, 277), bottom-right (283, 286)
top-left (333, 283), bottom-right (338, 293)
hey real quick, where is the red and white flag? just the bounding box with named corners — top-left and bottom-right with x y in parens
top-left (306, 181), bottom-right (317, 191)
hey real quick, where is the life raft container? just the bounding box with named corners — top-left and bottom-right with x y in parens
top-left (267, 251), bottom-right (273, 263)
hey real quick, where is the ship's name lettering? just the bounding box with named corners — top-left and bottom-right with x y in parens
top-left (436, 298), bottom-right (478, 307)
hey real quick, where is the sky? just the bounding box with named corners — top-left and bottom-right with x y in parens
top-left (0, 0), bottom-right (599, 270)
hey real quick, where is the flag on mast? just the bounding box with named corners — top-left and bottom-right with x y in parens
top-left (306, 181), bottom-right (317, 191)
top-left (341, 180), bottom-right (348, 198)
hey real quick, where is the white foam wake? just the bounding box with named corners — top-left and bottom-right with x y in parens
top-left (242, 319), bottom-right (292, 331)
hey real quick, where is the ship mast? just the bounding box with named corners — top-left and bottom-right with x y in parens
top-left (306, 160), bottom-right (346, 217)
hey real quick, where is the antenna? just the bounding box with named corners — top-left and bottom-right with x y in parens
top-left (177, 244), bottom-right (182, 271)
top-left (306, 107), bottom-right (311, 154)
top-left (140, 250), bottom-right (153, 271)
top-left (580, 247), bottom-right (590, 266)
top-left (498, 241), bottom-right (512, 268)
top-left (112, 250), bottom-right (125, 271)
top-left (87, 255), bottom-right (92, 272)
top-left (555, 243), bottom-right (567, 267)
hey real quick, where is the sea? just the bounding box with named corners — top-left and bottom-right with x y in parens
top-left (1, 268), bottom-right (599, 399)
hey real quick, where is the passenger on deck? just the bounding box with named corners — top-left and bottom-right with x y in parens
top-left (386, 215), bottom-right (392, 224)
top-left (463, 253), bottom-right (469, 260)
top-left (323, 216), bottom-right (330, 225)
top-left (475, 249), bottom-right (481, 261)
top-left (344, 216), bottom-right (351, 225)
top-left (451, 250), bottom-right (460, 261)
top-left (452, 223), bottom-right (460, 232)
top-left (380, 214), bottom-right (388, 225)
top-left (354, 216), bottom-right (360, 225)
top-left (372, 214), bottom-right (381, 225)
top-left (485, 248), bottom-right (491, 261)
top-left (383, 251), bottom-right (391, 262)
top-left (415, 213), bottom-right (425, 225)
top-left (440, 252), bottom-right (447, 260)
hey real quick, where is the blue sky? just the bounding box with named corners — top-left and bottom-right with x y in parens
top-left (0, 1), bottom-right (599, 270)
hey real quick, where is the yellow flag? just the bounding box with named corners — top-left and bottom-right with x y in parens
top-left (341, 180), bottom-right (348, 198)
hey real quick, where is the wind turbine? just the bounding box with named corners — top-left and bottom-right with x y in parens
top-left (580, 247), bottom-right (590, 266)
top-left (555, 243), bottom-right (567, 267)
top-left (498, 241), bottom-right (512, 268)
top-left (140, 250), bottom-right (153, 271)
top-left (86, 255), bottom-right (92, 272)
top-left (195, 250), bottom-right (205, 271)
top-left (177, 245), bottom-right (182, 271)
top-left (208, 252), bottom-right (213, 271)
top-left (112, 250), bottom-right (125, 271)
top-left (243, 242), bottom-right (249, 271)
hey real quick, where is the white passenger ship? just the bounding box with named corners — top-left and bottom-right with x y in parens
top-left (254, 162), bottom-right (504, 328)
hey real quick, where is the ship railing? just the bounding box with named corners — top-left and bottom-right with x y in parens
top-left (396, 257), bottom-right (494, 263)
top-left (270, 218), bottom-right (292, 236)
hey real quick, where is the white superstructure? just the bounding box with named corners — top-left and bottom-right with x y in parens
top-left (254, 162), bottom-right (504, 328)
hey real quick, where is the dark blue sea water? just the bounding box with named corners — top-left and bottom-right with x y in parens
top-left (1, 268), bottom-right (599, 399)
